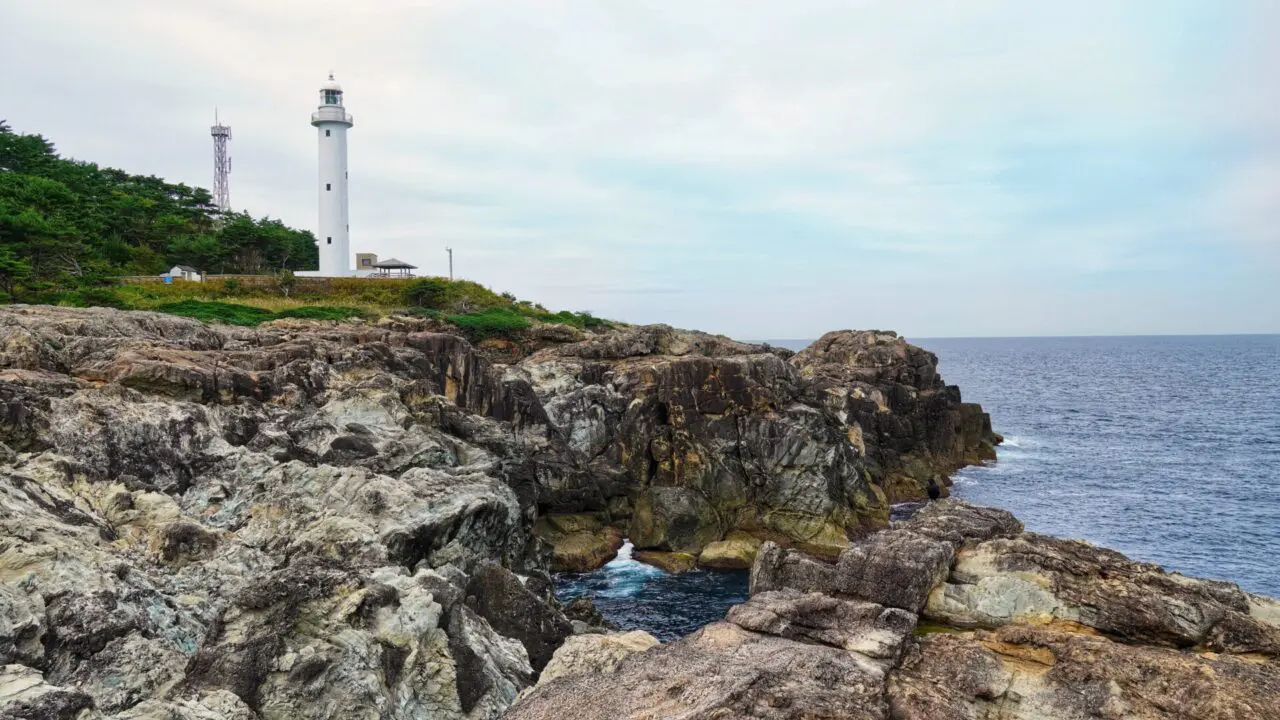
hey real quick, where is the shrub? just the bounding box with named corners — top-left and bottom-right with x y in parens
top-left (531, 309), bottom-right (586, 329)
top-left (403, 277), bottom-right (510, 312)
top-left (276, 270), bottom-right (298, 297)
top-left (405, 277), bottom-right (452, 309)
top-left (276, 306), bottom-right (366, 322)
top-left (445, 307), bottom-right (532, 338)
top-left (403, 307), bottom-right (443, 319)
top-left (153, 300), bottom-right (276, 326)
top-left (61, 287), bottom-right (133, 310)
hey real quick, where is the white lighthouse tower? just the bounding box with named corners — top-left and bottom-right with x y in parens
top-left (311, 73), bottom-right (354, 276)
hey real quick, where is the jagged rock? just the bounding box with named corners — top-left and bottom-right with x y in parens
top-left (0, 586), bottom-right (44, 668)
top-left (24, 305), bottom-right (1271, 719)
top-left (445, 604), bottom-right (532, 717)
top-left (0, 306), bottom-right (568, 719)
top-left (464, 564), bottom-right (572, 673)
top-left (752, 501), bottom-right (1024, 612)
top-left (792, 330), bottom-right (999, 500)
top-left (925, 531), bottom-right (1280, 653)
top-left (898, 500), bottom-right (1024, 545)
top-left (628, 486), bottom-right (722, 553)
top-left (0, 664), bottom-right (97, 720)
top-left (111, 691), bottom-right (257, 719)
top-left (534, 631), bottom-right (659, 686)
top-left (62, 634), bottom-right (185, 714)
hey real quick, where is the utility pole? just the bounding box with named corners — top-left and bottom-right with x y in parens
top-left (446, 247), bottom-right (453, 280)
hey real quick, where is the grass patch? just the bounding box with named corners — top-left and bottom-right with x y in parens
top-left (31, 273), bottom-right (614, 334)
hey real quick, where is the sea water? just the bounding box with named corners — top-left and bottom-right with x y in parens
top-left (554, 334), bottom-right (1280, 638)
top-left (921, 334), bottom-right (1280, 598)
top-left (553, 541), bottom-right (749, 641)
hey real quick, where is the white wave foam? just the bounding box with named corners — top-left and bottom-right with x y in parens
top-left (592, 540), bottom-right (666, 599)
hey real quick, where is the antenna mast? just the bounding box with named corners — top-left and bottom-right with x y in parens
top-left (210, 110), bottom-right (232, 212)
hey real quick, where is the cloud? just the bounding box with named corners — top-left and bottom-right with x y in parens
top-left (2, 0), bottom-right (1277, 337)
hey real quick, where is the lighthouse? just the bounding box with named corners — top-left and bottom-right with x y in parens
top-left (311, 73), bottom-right (354, 276)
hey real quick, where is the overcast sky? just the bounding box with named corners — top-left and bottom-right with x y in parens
top-left (3, 0), bottom-right (1277, 338)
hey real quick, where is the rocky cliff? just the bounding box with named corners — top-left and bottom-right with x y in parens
top-left (0, 305), bottom-right (996, 718)
top-left (511, 325), bottom-right (998, 570)
top-left (510, 501), bottom-right (1280, 720)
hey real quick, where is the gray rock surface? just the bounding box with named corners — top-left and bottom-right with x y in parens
top-left (0, 306), bottom-right (568, 719)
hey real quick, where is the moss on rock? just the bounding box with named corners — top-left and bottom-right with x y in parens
top-left (697, 532), bottom-right (763, 570)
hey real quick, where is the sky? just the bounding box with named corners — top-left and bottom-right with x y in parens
top-left (2, 0), bottom-right (1278, 339)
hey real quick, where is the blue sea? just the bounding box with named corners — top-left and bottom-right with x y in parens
top-left (919, 334), bottom-right (1280, 598)
top-left (555, 334), bottom-right (1280, 638)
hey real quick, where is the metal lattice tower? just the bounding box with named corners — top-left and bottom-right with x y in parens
top-left (210, 110), bottom-right (232, 212)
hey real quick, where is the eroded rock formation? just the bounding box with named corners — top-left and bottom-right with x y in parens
top-left (510, 501), bottom-right (1280, 720)
top-left (512, 325), bottom-right (999, 561)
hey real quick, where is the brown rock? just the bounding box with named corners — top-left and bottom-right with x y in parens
top-left (506, 621), bottom-right (890, 720)
top-left (891, 624), bottom-right (1280, 720)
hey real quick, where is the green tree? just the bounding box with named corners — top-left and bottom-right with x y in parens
top-left (276, 269), bottom-right (298, 298)
top-left (0, 120), bottom-right (316, 286)
top-left (0, 246), bottom-right (31, 302)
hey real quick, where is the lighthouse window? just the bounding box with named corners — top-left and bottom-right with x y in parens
top-left (326, 183), bottom-right (331, 191)
top-left (325, 130), bottom-right (330, 137)
top-left (327, 237), bottom-right (332, 244)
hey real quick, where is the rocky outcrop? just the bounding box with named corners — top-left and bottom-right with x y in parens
top-left (513, 324), bottom-right (999, 561)
top-left (0, 305), bottom-right (575, 719)
top-left (512, 501), bottom-right (1280, 719)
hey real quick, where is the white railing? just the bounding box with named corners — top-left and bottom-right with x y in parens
top-left (311, 109), bottom-right (354, 125)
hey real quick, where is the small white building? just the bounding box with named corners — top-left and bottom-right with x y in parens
top-left (164, 265), bottom-right (203, 282)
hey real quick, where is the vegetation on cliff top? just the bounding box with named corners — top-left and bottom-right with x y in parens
top-left (0, 121), bottom-right (608, 336)
top-left (0, 121), bottom-right (318, 298)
